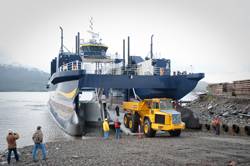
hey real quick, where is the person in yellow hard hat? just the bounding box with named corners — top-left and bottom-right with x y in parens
top-left (103, 119), bottom-right (110, 139)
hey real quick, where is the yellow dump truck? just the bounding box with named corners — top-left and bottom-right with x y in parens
top-left (123, 98), bottom-right (185, 137)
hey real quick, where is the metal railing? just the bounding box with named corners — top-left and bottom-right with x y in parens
top-left (59, 60), bottom-right (185, 76)
top-left (173, 71), bottom-right (188, 76)
top-left (59, 60), bottom-right (82, 71)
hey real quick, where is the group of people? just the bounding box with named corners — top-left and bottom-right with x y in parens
top-left (6, 126), bottom-right (46, 164)
top-left (102, 117), bottom-right (121, 140)
top-left (102, 105), bottom-right (121, 139)
top-left (6, 106), bottom-right (121, 164)
top-left (6, 117), bottom-right (120, 164)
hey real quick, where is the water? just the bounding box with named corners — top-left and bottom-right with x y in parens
top-left (0, 92), bottom-right (73, 152)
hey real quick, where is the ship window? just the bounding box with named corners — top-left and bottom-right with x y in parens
top-left (81, 46), bottom-right (107, 56)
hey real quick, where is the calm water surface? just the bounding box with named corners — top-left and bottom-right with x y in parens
top-left (0, 92), bottom-right (73, 152)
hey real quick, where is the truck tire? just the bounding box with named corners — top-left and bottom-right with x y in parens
top-left (143, 119), bottom-right (156, 137)
top-left (169, 130), bottom-right (181, 137)
top-left (124, 113), bottom-right (130, 128)
top-left (130, 113), bottom-right (140, 133)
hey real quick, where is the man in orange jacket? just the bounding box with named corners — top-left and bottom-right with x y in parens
top-left (212, 116), bottom-right (221, 135)
top-left (6, 129), bottom-right (19, 164)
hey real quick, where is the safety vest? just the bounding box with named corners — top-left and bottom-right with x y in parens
top-left (103, 121), bottom-right (110, 132)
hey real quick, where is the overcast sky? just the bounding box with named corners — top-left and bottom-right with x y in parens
top-left (0, 0), bottom-right (249, 83)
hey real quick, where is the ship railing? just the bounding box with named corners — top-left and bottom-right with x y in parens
top-left (59, 60), bottom-right (173, 76)
top-left (173, 71), bottom-right (188, 76)
top-left (153, 67), bottom-right (161, 75)
top-left (116, 66), bottom-right (139, 75)
top-left (59, 60), bottom-right (82, 72)
top-left (111, 66), bottom-right (166, 76)
top-left (153, 67), bottom-right (171, 76)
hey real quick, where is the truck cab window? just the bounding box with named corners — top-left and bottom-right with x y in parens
top-left (152, 102), bottom-right (159, 109)
top-left (160, 100), bottom-right (173, 110)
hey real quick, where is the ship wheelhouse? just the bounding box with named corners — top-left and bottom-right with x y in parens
top-left (80, 44), bottom-right (108, 57)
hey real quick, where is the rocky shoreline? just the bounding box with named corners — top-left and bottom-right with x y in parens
top-left (186, 95), bottom-right (250, 127)
top-left (1, 131), bottom-right (250, 166)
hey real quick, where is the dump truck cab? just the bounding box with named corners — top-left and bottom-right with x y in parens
top-left (123, 98), bottom-right (185, 137)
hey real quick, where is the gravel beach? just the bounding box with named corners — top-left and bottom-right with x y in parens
top-left (1, 130), bottom-right (249, 166)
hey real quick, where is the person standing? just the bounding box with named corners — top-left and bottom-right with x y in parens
top-left (138, 123), bottom-right (143, 139)
top-left (114, 118), bottom-right (121, 139)
top-left (115, 105), bottom-right (120, 117)
top-left (98, 118), bottom-right (103, 137)
top-left (215, 117), bottom-right (221, 135)
top-left (103, 119), bottom-right (110, 139)
top-left (212, 116), bottom-right (221, 135)
top-left (6, 129), bottom-right (19, 164)
top-left (32, 126), bottom-right (46, 161)
top-left (103, 103), bottom-right (108, 119)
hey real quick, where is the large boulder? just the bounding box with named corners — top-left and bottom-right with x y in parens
top-left (176, 105), bottom-right (201, 129)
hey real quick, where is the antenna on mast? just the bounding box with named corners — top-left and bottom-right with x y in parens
top-left (87, 17), bottom-right (99, 42)
top-left (60, 26), bottom-right (64, 53)
top-left (150, 34), bottom-right (154, 59)
top-left (89, 17), bottom-right (94, 31)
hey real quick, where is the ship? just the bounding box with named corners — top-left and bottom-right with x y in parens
top-left (48, 23), bottom-right (204, 136)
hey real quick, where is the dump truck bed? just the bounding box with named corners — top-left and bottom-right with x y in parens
top-left (123, 101), bottom-right (145, 111)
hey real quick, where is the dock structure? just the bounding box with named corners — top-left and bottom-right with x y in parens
top-left (208, 79), bottom-right (250, 98)
top-left (233, 79), bottom-right (250, 96)
top-left (208, 82), bottom-right (234, 96)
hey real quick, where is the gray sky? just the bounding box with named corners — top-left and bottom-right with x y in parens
top-left (0, 0), bottom-right (249, 83)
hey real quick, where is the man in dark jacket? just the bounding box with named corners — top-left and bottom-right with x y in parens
top-left (6, 129), bottom-right (19, 164)
top-left (115, 105), bottom-right (120, 117)
top-left (32, 126), bottom-right (46, 161)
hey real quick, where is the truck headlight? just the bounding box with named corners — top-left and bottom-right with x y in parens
top-left (172, 114), bottom-right (181, 124)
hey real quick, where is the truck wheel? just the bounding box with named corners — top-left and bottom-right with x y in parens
top-left (169, 130), bottom-right (181, 137)
top-left (143, 119), bottom-right (156, 137)
top-left (124, 113), bottom-right (130, 128)
top-left (130, 113), bottom-right (139, 133)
